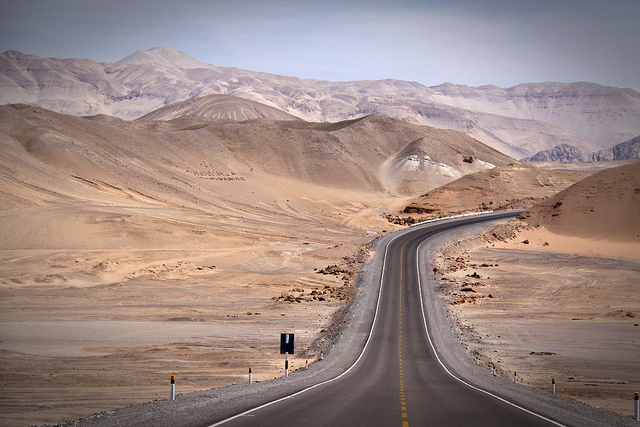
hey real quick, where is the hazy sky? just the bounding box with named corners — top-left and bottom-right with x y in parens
top-left (1, 0), bottom-right (638, 88)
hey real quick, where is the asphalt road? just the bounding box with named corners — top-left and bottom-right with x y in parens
top-left (212, 212), bottom-right (561, 427)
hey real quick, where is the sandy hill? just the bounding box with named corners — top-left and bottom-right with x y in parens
top-left (396, 164), bottom-right (588, 220)
top-left (0, 104), bottom-right (514, 251)
top-left (137, 94), bottom-right (302, 122)
top-left (2, 47), bottom-right (638, 158)
top-left (519, 161), bottom-right (640, 242)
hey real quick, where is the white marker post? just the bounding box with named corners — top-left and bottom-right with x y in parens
top-left (514, 371), bottom-right (518, 384)
top-left (249, 367), bottom-right (252, 384)
top-left (170, 375), bottom-right (176, 401)
top-left (552, 377), bottom-right (556, 395)
top-left (285, 352), bottom-right (289, 377)
top-left (634, 392), bottom-right (639, 421)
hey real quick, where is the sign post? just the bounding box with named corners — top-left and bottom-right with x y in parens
top-left (280, 333), bottom-right (295, 377)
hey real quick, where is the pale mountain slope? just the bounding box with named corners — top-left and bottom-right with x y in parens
top-left (431, 82), bottom-right (640, 148)
top-left (137, 94), bottom-right (302, 121)
top-left (2, 47), bottom-right (638, 157)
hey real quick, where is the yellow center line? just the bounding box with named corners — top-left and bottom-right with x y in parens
top-left (400, 241), bottom-right (411, 425)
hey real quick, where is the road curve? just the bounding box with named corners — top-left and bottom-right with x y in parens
top-left (211, 212), bottom-right (563, 427)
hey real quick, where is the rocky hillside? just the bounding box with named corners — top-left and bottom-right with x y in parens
top-left (2, 47), bottom-right (638, 158)
top-left (595, 135), bottom-right (640, 161)
top-left (389, 164), bottom-right (587, 223)
top-left (523, 135), bottom-right (640, 162)
top-left (521, 144), bottom-right (595, 163)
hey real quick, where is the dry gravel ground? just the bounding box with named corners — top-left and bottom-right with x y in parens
top-left (435, 222), bottom-right (640, 418)
top-left (0, 243), bottom-right (376, 426)
top-left (10, 218), bottom-right (634, 427)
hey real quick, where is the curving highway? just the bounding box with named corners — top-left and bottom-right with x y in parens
top-left (212, 212), bottom-right (562, 426)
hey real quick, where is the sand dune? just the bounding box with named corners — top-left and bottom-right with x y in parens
top-left (520, 160), bottom-right (640, 242)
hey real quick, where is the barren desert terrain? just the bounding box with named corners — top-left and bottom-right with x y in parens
top-left (433, 161), bottom-right (640, 417)
top-left (1, 99), bottom-right (639, 426)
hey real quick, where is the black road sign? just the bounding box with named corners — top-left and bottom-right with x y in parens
top-left (280, 333), bottom-right (295, 354)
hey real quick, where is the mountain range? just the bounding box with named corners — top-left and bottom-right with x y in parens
top-left (2, 46), bottom-right (640, 160)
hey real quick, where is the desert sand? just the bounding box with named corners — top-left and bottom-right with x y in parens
top-left (0, 106), bottom-right (407, 425)
top-left (432, 162), bottom-right (640, 417)
top-left (1, 103), bottom-right (638, 426)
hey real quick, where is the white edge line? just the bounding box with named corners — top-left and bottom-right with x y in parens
top-left (209, 211), bottom-right (531, 426)
top-left (209, 228), bottom-right (409, 426)
top-left (416, 229), bottom-right (566, 427)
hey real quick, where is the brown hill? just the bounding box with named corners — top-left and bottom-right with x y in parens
top-left (137, 94), bottom-right (302, 122)
top-left (0, 104), bottom-right (513, 251)
top-left (519, 161), bottom-right (640, 242)
top-left (398, 164), bottom-right (587, 220)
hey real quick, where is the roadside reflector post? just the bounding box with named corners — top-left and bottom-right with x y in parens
top-left (305, 360), bottom-right (309, 370)
top-left (456, 336), bottom-right (460, 344)
top-left (465, 346), bottom-right (468, 354)
top-left (170, 375), bottom-right (175, 401)
top-left (552, 377), bottom-right (556, 395)
top-left (475, 355), bottom-right (478, 365)
top-left (285, 352), bottom-right (289, 377)
top-left (514, 371), bottom-right (518, 384)
top-left (634, 392), bottom-right (639, 421)
top-left (249, 367), bottom-right (252, 384)
top-left (492, 364), bottom-right (496, 377)
top-left (320, 351), bottom-right (324, 360)
top-left (332, 341), bottom-right (335, 350)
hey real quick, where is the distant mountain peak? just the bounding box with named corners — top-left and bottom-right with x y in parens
top-left (115, 46), bottom-right (207, 69)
